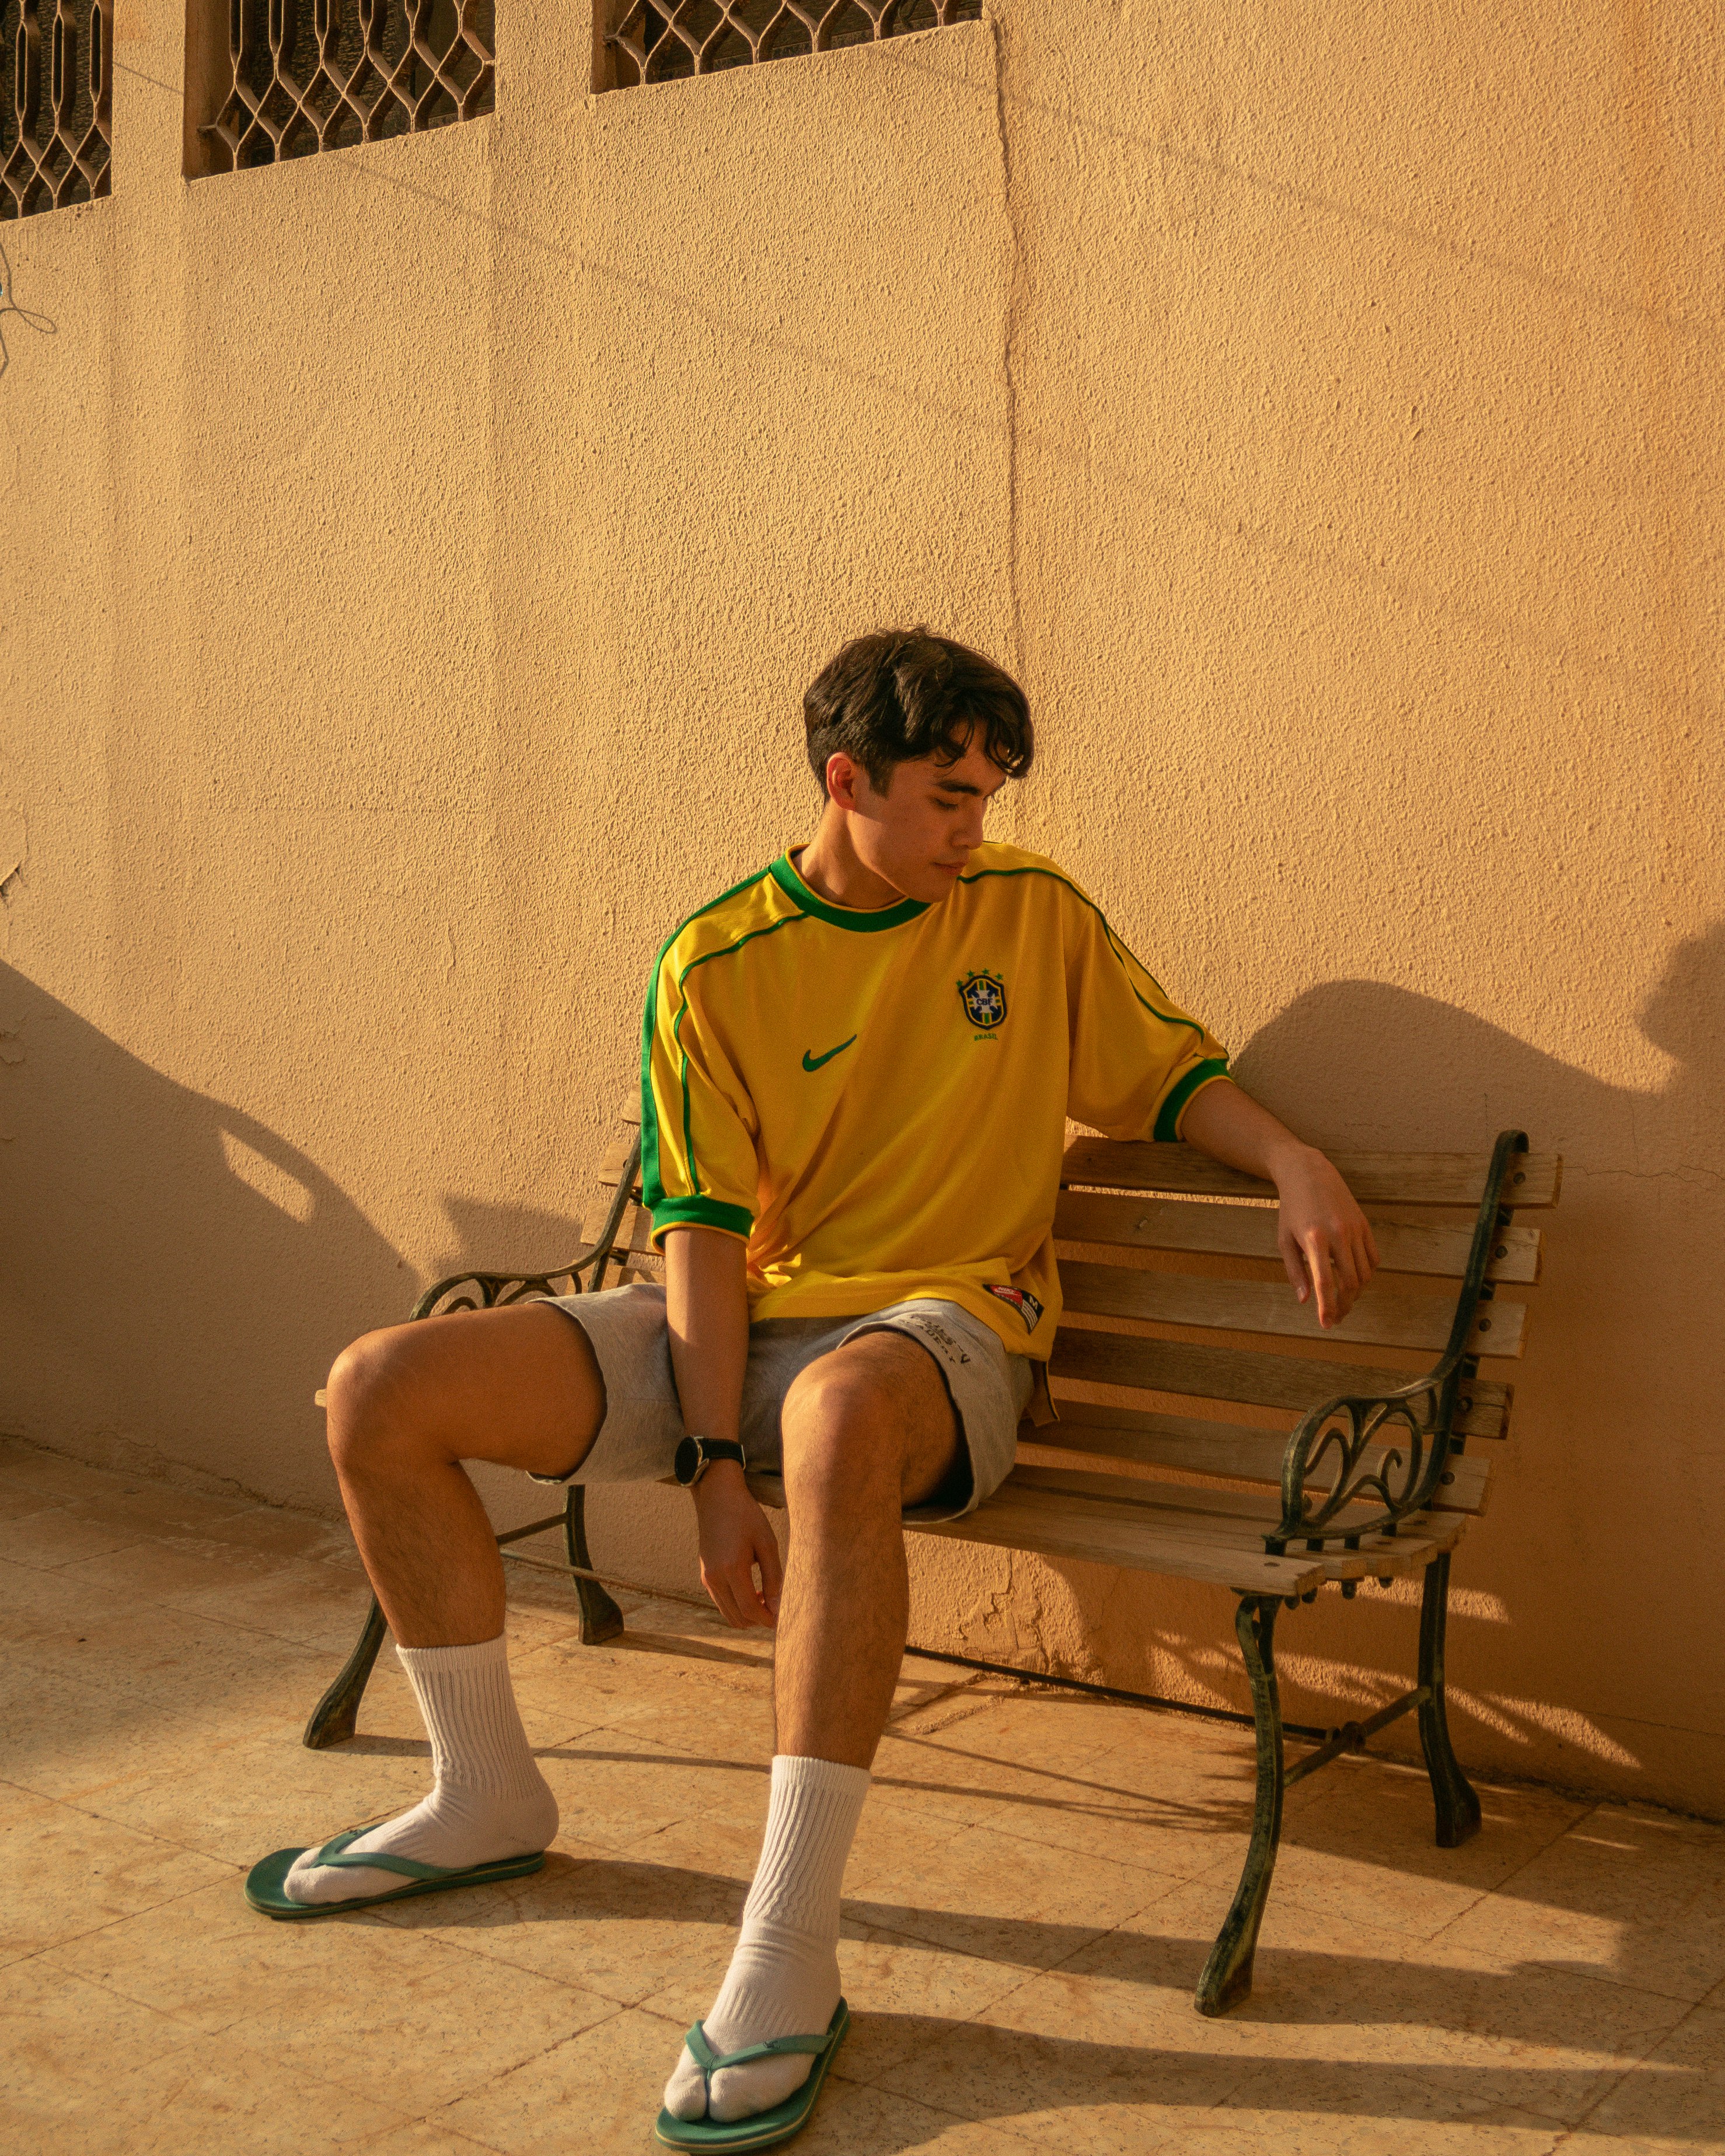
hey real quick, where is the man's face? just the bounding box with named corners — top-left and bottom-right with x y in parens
top-left (830, 733), bottom-right (1008, 904)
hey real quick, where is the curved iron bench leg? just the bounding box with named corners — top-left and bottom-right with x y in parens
top-left (1196, 1595), bottom-right (1285, 2015)
top-left (565, 1484), bottom-right (625, 1644)
top-left (303, 1595), bottom-right (389, 1750)
top-left (1418, 1552), bottom-right (1482, 1847)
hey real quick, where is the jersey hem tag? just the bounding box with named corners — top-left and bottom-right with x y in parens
top-left (986, 1283), bottom-right (1045, 1333)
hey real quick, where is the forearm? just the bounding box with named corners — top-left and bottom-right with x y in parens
top-left (1178, 1076), bottom-right (1379, 1327)
top-left (1178, 1075), bottom-right (1318, 1181)
top-left (663, 1225), bottom-right (750, 1444)
top-left (663, 1225), bottom-right (782, 1626)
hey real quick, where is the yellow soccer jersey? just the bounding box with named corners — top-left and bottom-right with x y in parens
top-left (640, 842), bottom-right (1229, 1361)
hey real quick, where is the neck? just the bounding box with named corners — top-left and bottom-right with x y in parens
top-left (794, 805), bottom-right (906, 911)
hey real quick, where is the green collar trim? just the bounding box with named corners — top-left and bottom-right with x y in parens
top-left (769, 852), bottom-right (927, 933)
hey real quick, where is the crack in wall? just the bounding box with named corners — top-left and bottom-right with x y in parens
top-left (991, 16), bottom-right (1026, 677)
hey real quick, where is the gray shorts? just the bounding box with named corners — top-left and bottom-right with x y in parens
top-left (535, 1287), bottom-right (1033, 1525)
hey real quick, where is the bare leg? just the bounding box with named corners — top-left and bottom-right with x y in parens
top-left (324, 1302), bottom-right (607, 1646)
top-left (273, 1304), bottom-right (608, 1909)
top-left (664, 1329), bottom-right (962, 2123)
top-left (772, 1328), bottom-right (962, 1763)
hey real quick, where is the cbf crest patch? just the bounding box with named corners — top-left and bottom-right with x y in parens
top-left (958, 969), bottom-right (1008, 1032)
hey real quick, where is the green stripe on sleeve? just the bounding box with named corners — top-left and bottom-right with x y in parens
top-left (640, 951), bottom-right (669, 1215)
top-left (650, 1196), bottom-right (754, 1243)
top-left (1153, 1058), bottom-right (1231, 1143)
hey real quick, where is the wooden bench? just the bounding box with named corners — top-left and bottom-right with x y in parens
top-left (305, 1100), bottom-right (1559, 2015)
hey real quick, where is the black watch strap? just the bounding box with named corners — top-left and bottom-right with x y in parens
top-left (674, 1435), bottom-right (747, 1488)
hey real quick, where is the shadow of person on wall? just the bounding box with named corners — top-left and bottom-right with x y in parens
top-left (1054, 922), bottom-right (1725, 1797)
top-left (0, 963), bottom-right (405, 1511)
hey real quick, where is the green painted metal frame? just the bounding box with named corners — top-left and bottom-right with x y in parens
top-left (1195, 1549), bottom-right (1478, 2014)
top-left (302, 1134), bottom-right (643, 1751)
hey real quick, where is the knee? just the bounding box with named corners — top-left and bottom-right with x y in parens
top-left (780, 1365), bottom-right (899, 1511)
top-left (324, 1325), bottom-right (432, 1476)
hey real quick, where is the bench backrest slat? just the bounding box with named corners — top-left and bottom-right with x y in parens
top-left (1059, 1259), bottom-right (1524, 1357)
top-left (1062, 1138), bottom-right (1562, 1209)
top-left (1054, 1189), bottom-right (1543, 1284)
top-left (1024, 1400), bottom-right (1493, 1514)
top-left (1049, 1326), bottom-right (1513, 1437)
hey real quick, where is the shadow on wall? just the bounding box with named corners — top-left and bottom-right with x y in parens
top-left (0, 964), bottom-right (406, 1509)
top-left (962, 924), bottom-right (1725, 1805)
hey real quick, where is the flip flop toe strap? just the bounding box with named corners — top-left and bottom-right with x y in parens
top-left (306, 1829), bottom-right (473, 1883)
top-left (683, 2021), bottom-right (830, 2090)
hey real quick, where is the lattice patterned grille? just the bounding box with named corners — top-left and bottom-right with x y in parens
top-left (606, 0), bottom-right (983, 89)
top-left (201, 0), bottom-right (494, 170)
top-left (2, 0), bottom-right (111, 219)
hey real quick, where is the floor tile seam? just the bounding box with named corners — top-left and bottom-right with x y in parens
top-left (30, 1785), bottom-right (264, 1866)
top-left (5, 1774), bottom-right (253, 1863)
top-left (1259, 1872), bottom-right (1497, 1945)
top-left (959, 1809), bottom-right (1237, 1885)
top-left (0, 1854), bottom-right (246, 1977)
top-left (43, 1955), bottom-right (256, 2046)
top-left (839, 1910), bottom-right (1052, 1998)
top-left (1420, 1937), bottom-right (1721, 2011)
top-left (837, 1900), bottom-right (1118, 1972)
top-left (0, 1529), bottom-right (167, 1572)
top-left (1520, 2045), bottom-right (1668, 2143)
top-left (413, 1998), bottom-right (637, 2117)
top-left (1476, 1797), bottom-right (1609, 1893)
top-left (385, 2106), bottom-right (510, 2155)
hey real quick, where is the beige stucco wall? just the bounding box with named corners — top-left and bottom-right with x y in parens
top-left (3, 5), bottom-right (1720, 1814)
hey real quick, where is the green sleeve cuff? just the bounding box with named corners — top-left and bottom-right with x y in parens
top-left (1153, 1058), bottom-right (1231, 1143)
top-left (650, 1196), bottom-right (754, 1246)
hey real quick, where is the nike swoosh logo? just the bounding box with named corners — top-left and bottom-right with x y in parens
top-left (802, 1035), bottom-right (857, 1072)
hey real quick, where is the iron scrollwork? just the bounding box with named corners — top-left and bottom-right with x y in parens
top-left (408, 1131), bottom-right (645, 1320)
top-left (1266, 1128), bottom-right (1529, 1556)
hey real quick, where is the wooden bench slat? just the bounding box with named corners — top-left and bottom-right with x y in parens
top-left (919, 1479), bottom-right (1462, 1586)
top-left (1062, 1140), bottom-right (1562, 1210)
top-left (1021, 1402), bottom-right (1492, 1514)
top-left (1054, 1190), bottom-right (1543, 1285)
top-left (914, 1488), bottom-right (1327, 1592)
top-left (1001, 1469), bottom-right (1408, 1548)
top-left (1008, 1462), bottom-right (1452, 1540)
top-left (1058, 1261), bottom-right (1525, 1359)
top-left (996, 1469), bottom-right (1468, 1579)
top-left (598, 1135), bottom-right (641, 1189)
top-left (1049, 1327), bottom-right (1511, 1437)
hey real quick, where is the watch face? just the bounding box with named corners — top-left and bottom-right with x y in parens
top-left (674, 1435), bottom-right (701, 1486)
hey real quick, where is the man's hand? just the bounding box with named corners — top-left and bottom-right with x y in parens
top-left (1178, 1077), bottom-right (1380, 1329)
top-left (1271, 1144), bottom-right (1380, 1329)
top-left (693, 1462), bottom-right (783, 1629)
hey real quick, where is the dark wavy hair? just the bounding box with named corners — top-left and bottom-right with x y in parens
top-left (802, 628), bottom-right (1033, 796)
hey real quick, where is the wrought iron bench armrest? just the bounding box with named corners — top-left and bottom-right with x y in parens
top-left (409, 1135), bottom-right (645, 1320)
top-left (1267, 1127), bottom-right (1529, 1553)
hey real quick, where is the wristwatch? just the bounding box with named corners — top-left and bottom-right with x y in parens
top-left (674, 1435), bottom-right (748, 1488)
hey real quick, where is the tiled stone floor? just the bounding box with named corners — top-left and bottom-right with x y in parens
top-left (2, 1433), bottom-right (1721, 2155)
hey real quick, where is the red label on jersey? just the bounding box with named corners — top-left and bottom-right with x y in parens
top-left (986, 1283), bottom-right (1045, 1333)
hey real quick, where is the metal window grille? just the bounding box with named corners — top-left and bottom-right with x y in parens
top-left (606, 0), bottom-right (983, 89)
top-left (200, 0), bottom-right (494, 171)
top-left (2, 0), bottom-right (111, 218)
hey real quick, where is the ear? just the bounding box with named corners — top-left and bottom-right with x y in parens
top-left (825, 752), bottom-right (864, 810)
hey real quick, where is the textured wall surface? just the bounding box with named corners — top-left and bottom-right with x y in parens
top-left (2, 4), bottom-right (1720, 1813)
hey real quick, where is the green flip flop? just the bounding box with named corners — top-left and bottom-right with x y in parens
top-left (244, 1827), bottom-right (546, 1919)
top-left (655, 2000), bottom-right (850, 2152)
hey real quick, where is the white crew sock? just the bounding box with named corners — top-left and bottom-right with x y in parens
top-left (664, 1755), bottom-right (870, 2124)
top-left (282, 1634), bottom-right (558, 1906)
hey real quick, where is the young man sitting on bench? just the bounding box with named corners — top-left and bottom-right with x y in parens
top-left (249, 630), bottom-right (1378, 2150)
